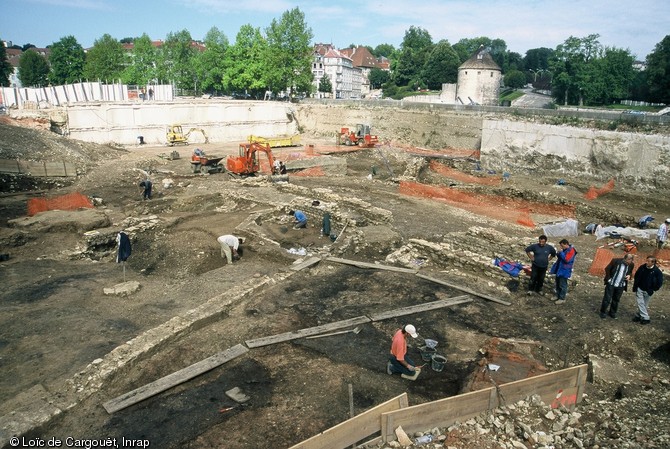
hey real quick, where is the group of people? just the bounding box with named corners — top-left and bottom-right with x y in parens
top-left (525, 234), bottom-right (664, 324)
top-left (272, 159), bottom-right (287, 175)
top-left (524, 235), bottom-right (577, 305)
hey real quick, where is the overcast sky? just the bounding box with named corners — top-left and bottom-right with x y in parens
top-left (4, 0), bottom-right (668, 60)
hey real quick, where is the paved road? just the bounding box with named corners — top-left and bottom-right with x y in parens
top-left (511, 88), bottom-right (553, 108)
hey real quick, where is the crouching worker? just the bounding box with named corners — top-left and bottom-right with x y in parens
top-left (387, 324), bottom-right (421, 381)
top-left (289, 210), bottom-right (307, 229)
top-left (139, 179), bottom-right (152, 200)
top-left (217, 234), bottom-right (243, 264)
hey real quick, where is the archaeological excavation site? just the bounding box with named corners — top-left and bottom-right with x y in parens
top-left (1, 98), bottom-right (670, 449)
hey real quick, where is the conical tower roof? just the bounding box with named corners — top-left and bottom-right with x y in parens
top-left (459, 46), bottom-right (501, 71)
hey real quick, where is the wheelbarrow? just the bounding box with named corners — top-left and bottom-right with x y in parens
top-left (191, 156), bottom-right (225, 174)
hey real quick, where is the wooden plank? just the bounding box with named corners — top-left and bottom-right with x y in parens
top-left (288, 393), bottom-right (408, 449)
top-left (0, 159), bottom-right (21, 174)
top-left (325, 256), bottom-right (418, 274)
top-left (0, 159), bottom-right (76, 177)
top-left (245, 316), bottom-right (371, 348)
top-left (102, 344), bottom-right (249, 414)
top-left (416, 273), bottom-right (512, 306)
top-left (380, 364), bottom-right (588, 441)
top-left (368, 295), bottom-right (472, 321)
top-left (382, 388), bottom-right (493, 442)
top-left (291, 256), bottom-right (322, 271)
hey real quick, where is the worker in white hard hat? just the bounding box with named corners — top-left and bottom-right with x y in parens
top-left (387, 324), bottom-right (421, 381)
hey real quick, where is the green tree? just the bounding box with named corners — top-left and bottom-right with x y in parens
top-left (0, 41), bottom-right (12, 86)
top-left (582, 47), bottom-right (635, 105)
top-left (368, 68), bottom-right (390, 89)
top-left (18, 49), bottom-right (50, 87)
top-left (504, 70), bottom-right (526, 89)
top-left (373, 44), bottom-right (395, 58)
top-left (265, 7), bottom-right (314, 96)
top-left (523, 47), bottom-right (554, 71)
top-left (156, 30), bottom-right (197, 91)
top-left (422, 40), bottom-right (460, 90)
top-left (454, 37), bottom-right (507, 70)
top-left (121, 34), bottom-right (157, 85)
top-left (394, 26), bottom-right (433, 86)
top-left (22, 44), bottom-right (36, 52)
top-left (318, 74), bottom-right (332, 95)
top-left (646, 35), bottom-right (670, 104)
top-left (49, 35), bottom-right (86, 85)
top-left (194, 27), bottom-right (229, 94)
top-left (550, 34), bottom-right (602, 105)
top-left (83, 34), bottom-right (125, 82)
top-left (225, 25), bottom-right (267, 96)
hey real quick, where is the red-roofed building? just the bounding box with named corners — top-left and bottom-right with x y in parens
top-left (3, 43), bottom-right (51, 88)
top-left (312, 43), bottom-right (362, 99)
top-left (340, 46), bottom-right (384, 96)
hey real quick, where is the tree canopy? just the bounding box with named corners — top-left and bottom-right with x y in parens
top-left (422, 40), bottom-right (460, 90)
top-left (0, 41), bottom-right (12, 87)
top-left (394, 26), bottom-right (433, 87)
top-left (226, 25), bottom-right (267, 96)
top-left (49, 35), bottom-right (85, 85)
top-left (83, 34), bottom-right (125, 82)
top-left (264, 7), bottom-right (314, 96)
top-left (318, 74), bottom-right (332, 94)
top-left (194, 26), bottom-right (230, 94)
top-left (121, 34), bottom-right (157, 85)
top-left (18, 49), bottom-right (50, 87)
top-left (646, 35), bottom-right (670, 104)
top-left (156, 30), bottom-right (197, 90)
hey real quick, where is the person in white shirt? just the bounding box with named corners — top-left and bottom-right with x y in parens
top-left (217, 235), bottom-right (241, 264)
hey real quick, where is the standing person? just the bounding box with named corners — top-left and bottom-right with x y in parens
top-left (657, 218), bottom-right (669, 249)
top-left (273, 159), bottom-right (281, 175)
top-left (217, 234), bottom-right (242, 265)
top-left (289, 210), bottom-right (307, 229)
top-left (525, 235), bottom-right (556, 296)
top-left (387, 324), bottom-right (421, 381)
top-left (550, 239), bottom-right (577, 304)
top-left (632, 256), bottom-right (664, 325)
top-left (139, 179), bottom-right (152, 200)
top-left (148, 87), bottom-right (154, 101)
top-left (600, 254), bottom-right (635, 319)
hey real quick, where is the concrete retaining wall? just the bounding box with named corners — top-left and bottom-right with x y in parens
top-left (66, 100), bottom-right (299, 145)
top-left (481, 119), bottom-right (670, 186)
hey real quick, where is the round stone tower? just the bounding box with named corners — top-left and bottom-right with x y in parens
top-left (456, 46), bottom-right (502, 106)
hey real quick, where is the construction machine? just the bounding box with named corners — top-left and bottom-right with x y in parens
top-left (336, 124), bottom-right (379, 148)
top-left (190, 148), bottom-right (224, 174)
top-left (166, 124), bottom-right (209, 146)
top-left (227, 142), bottom-right (289, 181)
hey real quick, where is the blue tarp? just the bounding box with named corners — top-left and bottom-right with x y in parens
top-left (494, 257), bottom-right (525, 278)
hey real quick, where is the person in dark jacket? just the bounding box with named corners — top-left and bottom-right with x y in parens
top-left (525, 235), bottom-right (557, 296)
top-left (600, 254), bottom-right (635, 319)
top-left (632, 256), bottom-right (664, 324)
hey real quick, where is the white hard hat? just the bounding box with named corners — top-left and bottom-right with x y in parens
top-left (404, 324), bottom-right (418, 338)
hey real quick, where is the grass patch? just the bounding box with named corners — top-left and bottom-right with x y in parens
top-left (499, 90), bottom-right (524, 102)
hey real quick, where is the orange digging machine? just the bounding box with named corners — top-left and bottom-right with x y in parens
top-left (226, 142), bottom-right (288, 181)
top-left (336, 124), bottom-right (379, 148)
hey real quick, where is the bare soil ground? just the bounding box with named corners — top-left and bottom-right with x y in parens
top-left (1, 117), bottom-right (670, 449)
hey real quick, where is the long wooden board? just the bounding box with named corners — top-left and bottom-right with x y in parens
top-left (380, 364), bottom-right (587, 441)
top-left (368, 295), bottom-right (472, 321)
top-left (102, 344), bottom-right (249, 414)
top-left (245, 316), bottom-right (371, 348)
top-left (291, 256), bottom-right (322, 271)
top-left (287, 393), bottom-right (409, 449)
top-left (416, 273), bottom-right (512, 306)
top-left (325, 256), bottom-right (418, 274)
top-left (0, 159), bottom-right (76, 177)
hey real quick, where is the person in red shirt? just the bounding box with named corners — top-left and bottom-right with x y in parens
top-left (387, 324), bottom-right (421, 380)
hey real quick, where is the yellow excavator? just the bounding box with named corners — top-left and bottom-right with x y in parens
top-left (166, 124), bottom-right (209, 146)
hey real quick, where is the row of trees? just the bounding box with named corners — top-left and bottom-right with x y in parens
top-left (1, 11), bottom-right (669, 106)
top-left (0, 8), bottom-right (314, 99)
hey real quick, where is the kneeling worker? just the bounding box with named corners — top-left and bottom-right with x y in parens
top-left (217, 234), bottom-right (242, 264)
top-left (289, 210), bottom-right (307, 229)
top-left (387, 324), bottom-right (421, 381)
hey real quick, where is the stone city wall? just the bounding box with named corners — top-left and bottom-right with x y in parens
top-left (480, 119), bottom-right (670, 187)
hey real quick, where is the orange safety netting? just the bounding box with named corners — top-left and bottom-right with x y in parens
top-left (399, 181), bottom-right (575, 228)
top-left (588, 247), bottom-right (670, 277)
top-left (292, 166), bottom-right (326, 177)
top-left (429, 161), bottom-right (501, 186)
top-left (27, 192), bottom-right (93, 216)
top-left (584, 179), bottom-right (615, 200)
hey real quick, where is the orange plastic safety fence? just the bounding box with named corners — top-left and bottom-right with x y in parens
top-left (429, 161), bottom-right (501, 186)
top-left (293, 166), bottom-right (326, 177)
top-left (584, 179), bottom-right (615, 200)
top-left (399, 181), bottom-right (575, 228)
top-left (588, 247), bottom-right (670, 278)
top-left (27, 192), bottom-right (93, 216)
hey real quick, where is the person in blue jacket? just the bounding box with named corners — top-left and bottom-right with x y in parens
top-left (550, 239), bottom-right (577, 304)
top-left (289, 210), bottom-right (307, 229)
